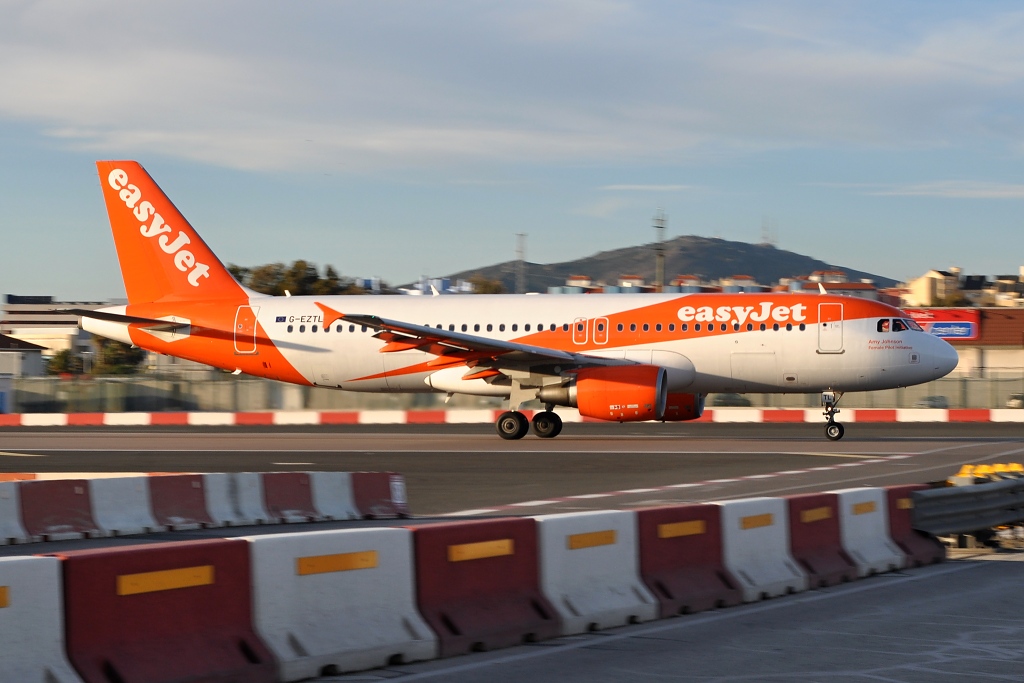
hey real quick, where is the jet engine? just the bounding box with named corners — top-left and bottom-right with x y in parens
top-left (537, 365), bottom-right (667, 422)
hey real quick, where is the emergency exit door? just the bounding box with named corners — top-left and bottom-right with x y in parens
top-left (234, 306), bottom-right (259, 354)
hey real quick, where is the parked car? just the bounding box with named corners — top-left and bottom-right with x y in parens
top-left (1007, 393), bottom-right (1024, 409)
top-left (913, 395), bottom-right (949, 409)
top-left (710, 393), bottom-right (752, 407)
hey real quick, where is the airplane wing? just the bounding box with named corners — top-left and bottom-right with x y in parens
top-left (315, 302), bottom-right (627, 375)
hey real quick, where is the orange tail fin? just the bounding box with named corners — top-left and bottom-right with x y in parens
top-left (97, 161), bottom-right (246, 304)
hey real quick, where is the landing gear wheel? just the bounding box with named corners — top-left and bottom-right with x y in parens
top-left (825, 422), bottom-right (845, 441)
top-left (496, 411), bottom-right (530, 440)
top-left (531, 411), bottom-right (563, 439)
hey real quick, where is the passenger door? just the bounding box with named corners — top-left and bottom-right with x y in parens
top-left (817, 303), bottom-right (844, 353)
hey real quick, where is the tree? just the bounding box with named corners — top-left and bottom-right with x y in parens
top-left (230, 260), bottom-right (369, 295)
top-left (46, 349), bottom-right (84, 375)
top-left (468, 273), bottom-right (505, 294)
top-left (92, 338), bottom-right (147, 375)
top-left (247, 263), bottom-right (287, 295)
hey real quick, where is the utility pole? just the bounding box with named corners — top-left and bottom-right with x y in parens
top-left (653, 209), bottom-right (667, 292)
top-left (516, 233), bottom-right (527, 294)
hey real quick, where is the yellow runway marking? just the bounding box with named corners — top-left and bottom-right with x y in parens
top-left (0, 451), bottom-right (44, 457)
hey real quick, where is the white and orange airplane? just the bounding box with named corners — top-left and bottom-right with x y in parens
top-left (75, 161), bottom-right (958, 441)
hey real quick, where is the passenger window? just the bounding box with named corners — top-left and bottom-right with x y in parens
top-left (287, 325), bottom-right (293, 333)
top-left (361, 326), bottom-right (367, 333)
top-left (563, 323), bottom-right (570, 332)
top-left (772, 323), bottom-right (779, 331)
top-left (512, 324), bottom-right (518, 332)
top-left (642, 323), bottom-right (649, 332)
top-left (733, 323), bottom-right (740, 331)
top-left (681, 323), bottom-right (688, 331)
top-left (336, 325), bottom-right (342, 332)
top-left (474, 324), bottom-right (480, 332)
top-left (461, 324), bottom-right (468, 332)
top-left (312, 325), bottom-right (318, 333)
top-left (695, 324), bottom-right (701, 331)
top-left (550, 324), bottom-right (556, 331)
top-left (597, 322), bottom-right (605, 332)
top-left (656, 323), bottom-right (663, 332)
top-left (669, 323), bottom-right (675, 332)
top-left (349, 324), bottom-right (356, 332)
top-left (299, 325), bottom-right (306, 332)
top-left (486, 323), bottom-right (492, 332)
top-left (630, 323), bottom-right (637, 332)
top-left (617, 323), bottom-right (624, 332)
top-left (719, 323), bottom-right (726, 331)
top-left (525, 324), bottom-right (531, 332)
top-left (746, 323), bottom-right (752, 331)
top-left (449, 324), bottom-right (455, 331)
top-left (323, 325), bottom-right (329, 333)
top-left (799, 323), bottom-right (806, 331)
top-left (760, 323), bottom-right (766, 331)
top-left (499, 324), bottom-right (506, 332)
top-left (877, 319), bottom-right (890, 333)
top-left (786, 323), bottom-right (792, 331)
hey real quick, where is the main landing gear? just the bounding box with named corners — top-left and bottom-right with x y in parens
top-left (494, 410), bottom-right (563, 440)
top-left (821, 390), bottom-right (845, 441)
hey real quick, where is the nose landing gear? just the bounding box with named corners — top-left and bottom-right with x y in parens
top-left (822, 390), bottom-right (845, 441)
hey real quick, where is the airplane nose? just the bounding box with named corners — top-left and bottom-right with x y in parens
top-left (930, 337), bottom-right (959, 378)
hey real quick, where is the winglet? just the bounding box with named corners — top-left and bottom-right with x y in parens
top-left (818, 283), bottom-right (827, 295)
top-left (315, 302), bottom-right (345, 327)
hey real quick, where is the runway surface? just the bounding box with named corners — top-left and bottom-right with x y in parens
top-left (2, 423), bottom-right (1022, 515)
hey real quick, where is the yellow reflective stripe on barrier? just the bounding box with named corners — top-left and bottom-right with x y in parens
top-left (117, 565), bottom-right (215, 596)
top-left (741, 513), bottom-right (774, 530)
top-left (448, 539), bottom-right (514, 562)
top-left (852, 501), bottom-right (877, 515)
top-left (800, 507), bottom-right (832, 524)
top-left (658, 520), bottom-right (706, 538)
top-left (898, 498), bottom-right (913, 510)
top-left (567, 530), bottom-right (617, 550)
top-left (0, 586), bottom-right (8, 608)
top-left (297, 551), bottom-right (378, 576)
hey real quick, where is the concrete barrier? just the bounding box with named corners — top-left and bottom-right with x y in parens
top-left (262, 472), bottom-right (322, 523)
top-left (90, 477), bottom-right (162, 536)
top-left (52, 538), bottom-right (276, 683)
top-left (245, 528), bottom-right (436, 680)
top-left (148, 474), bottom-right (216, 530)
top-left (885, 484), bottom-right (945, 567)
top-left (0, 556), bottom-right (83, 682)
top-left (533, 510), bottom-right (657, 634)
top-left (717, 497), bottom-right (808, 601)
top-left (832, 488), bottom-right (905, 576)
top-left (636, 504), bottom-right (742, 617)
top-left (785, 493), bottom-right (857, 587)
top-left (352, 472), bottom-right (409, 518)
top-left (19, 479), bottom-right (104, 541)
top-left (204, 472), bottom-right (273, 527)
top-left (309, 472), bottom-right (359, 521)
top-left (412, 518), bottom-right (560, 657)
top-left (0, 481), bottom-right (29, 544)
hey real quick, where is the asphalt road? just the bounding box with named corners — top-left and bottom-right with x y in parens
top-left (2, 423), bottom-right (1022, 515)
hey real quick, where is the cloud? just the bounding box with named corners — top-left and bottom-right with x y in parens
top-left (573, 197), bottom-right (632, 218)
top-left (871, 181), bottom-right (1024, 199)
top-left (1, 2), bottom-right (1024, 172)
top-left (601, 184), bottom-right (698, 192)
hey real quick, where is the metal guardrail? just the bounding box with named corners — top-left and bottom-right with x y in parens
top-left (912, 477), bottom-right (1024, 536)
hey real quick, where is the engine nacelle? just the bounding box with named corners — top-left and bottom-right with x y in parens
top-left (662, 392), bottom-right (705, 421)
top-left (538, 365), bottom-right (668, 422)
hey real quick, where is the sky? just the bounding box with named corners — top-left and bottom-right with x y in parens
top-left (1, 0), bottom-right (1023, 301)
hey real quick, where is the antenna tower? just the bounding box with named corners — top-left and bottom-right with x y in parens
top-left (653, 209), bottom-right (667, 292)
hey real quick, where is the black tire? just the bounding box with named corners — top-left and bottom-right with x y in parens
top-left (824, 422), bottom-right (845, 441)
top-left (496, 411), bottom-right (529, 440)
top-left (532, 411), bottom-right (563, 438)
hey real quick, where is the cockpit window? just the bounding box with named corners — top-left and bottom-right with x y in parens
top-left (877, 319), bottom-right (891, 333)
top-left (892, 319), bottom-right (907, 332)
top-left (904, 319), bottom-right (923, 332)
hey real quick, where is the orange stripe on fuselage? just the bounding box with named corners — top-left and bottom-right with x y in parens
top-left (345, 294), bottom-right (902, 384)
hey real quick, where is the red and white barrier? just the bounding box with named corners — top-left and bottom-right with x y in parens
top-left (1, 407), bottom-right (1021, 427)
top-left (0, 557), bottom-right (83, 683)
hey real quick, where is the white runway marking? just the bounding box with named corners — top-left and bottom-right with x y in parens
top-left (0, 450), bottom-right (44, 457)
